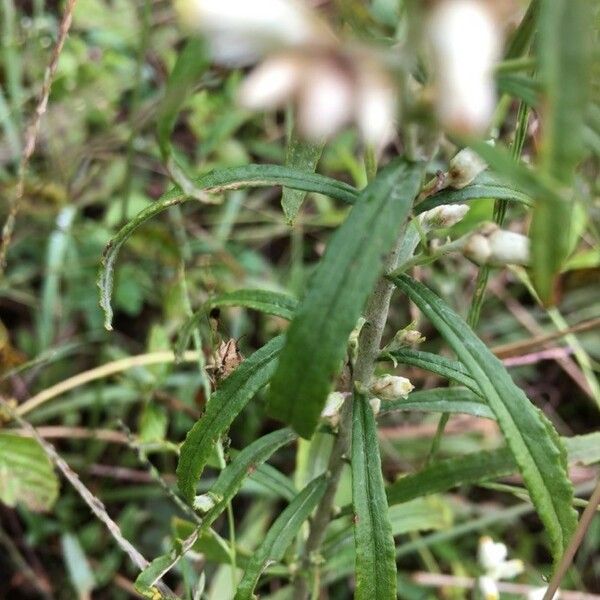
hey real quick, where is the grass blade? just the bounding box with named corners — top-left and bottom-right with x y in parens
top-left (268, 160), bottom-right (424, 438)
top-left (352, 392), bottom-right (396, 600)
top-left (177, 335), bottom-right (284, 502)
top-left (392, 275), bottom-right (577, 560)
top-left (234, 475), bottom-right (328, 600)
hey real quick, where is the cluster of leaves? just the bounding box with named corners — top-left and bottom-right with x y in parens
top-left (0, 1), bottom-right (599, 599)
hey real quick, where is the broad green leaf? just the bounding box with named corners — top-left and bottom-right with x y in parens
top-left (281, 128), bottom-right (324, 223)
top-left (387, 432), bottom-right (600, 505)
top-left (381, 349), bottom-right (478, 393)
top-left (380, 387), bottom-right (494, 420)
top-left (416, 172), bottom-right (532, 215)
top-left (352, 392), bottom-right (396, 600)
top-left (0, 433), bottom-right (58, 511)
top-left (234, 475), bottom-right (328, 600)
top-left (392, 275), bottom-right (577, 560)
top-left (176, 289), bottom-right (298, 359)
top-left (532, 0), bottom-right (590, 303)
top-left (98, 165), bottom-right (357, 329)
top-left (177, 335), bottom-right (284, 501)
top-left (268, 160), bottom-right (424, 438)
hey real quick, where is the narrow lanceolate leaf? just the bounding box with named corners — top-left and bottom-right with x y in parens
top-left (201, 428), bottom-right (297, 528)
top-left (392, 275), bottom-right (577, 560)
top-left (177, 335), bottom-right (284, 502)
top-left (416, 172), bottom-right (532, 215)
top-left (234, 475), bottom-right (327, 600)
top-left (352, 392), bottom-right (397, 600)
top-left (176, 289), bottom-right (298, 359)
top-left (531, 0), bottom-right (591, 304)
top-left (268, 160), bottom-right (424, 438)
top-left (0, 433), bottom-right (59, 511)
top-left (137, 429), bottom-right (296, 590)
top-left (387, 432), bottom-right (600, 505)
top-left (379, 387), bottom-right (494, 420)
top-left (98, 165), bottom-right (357, 329)
top-left (281, 128), bottom-right (324, 223)
top-left (381, 349), bottom-right (478, 393)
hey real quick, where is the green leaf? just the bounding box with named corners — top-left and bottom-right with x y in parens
top-left (379, 387), bottom-right (494, 420)
top-left (98, 165), bottom-right (357, 330)
top-left (391, 275), bottom-right (577, 560)
top-left (268, 160), bottom-right (424, 438)
top-left (176, 289), bottom-right (298, 359)
top-left (531, 0), bottom-right (590, 304)
top-left (352, 393), bottom-right (396, 600)
top-left (381, 349), bottom-right (478, 392)
top-left (61, 534), bottom-right (95, 599)
top-left (416, 172), bottom-right (532, 215)
top-left (0, 432), bottom-right (59, 512)
top-left (201, 428), bottom-right (297, 528)
top-left (234, 475), bottom-right (328, 600)
top-left (281, 127), bottom-right (324, 223)
top-left (496, 73), bottom-right (540, 107)
top-left (177, 335), bottom-right (284, 502)
top-left (387, 432), bottom-right (600, 505)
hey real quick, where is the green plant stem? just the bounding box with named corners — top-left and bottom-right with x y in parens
top-left (293, 226), bottom-right (408, 600)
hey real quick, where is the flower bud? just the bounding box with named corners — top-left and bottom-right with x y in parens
top-left (385, 324), bottom-right (426, 351)
top-left (419, 204), bottom-right (470, 230)
top-left (369, 397), bottom-right (381, 415)
top-left (426, 0), bottom-right (501, 134)
top-left (464, 223), bottom-right (530, 267)
top-left (448, 147), bottom-right (488, 189)
top-left (193, 492), bottom-right (219, 512)
top-left (320, 391), bottom-right (346, 427)
top-left (370, 375), bottom-right (414, 401)
top-left (477, 576), bottom-right (499, 600)
top-left (492, 559), bottom-right (524, 580)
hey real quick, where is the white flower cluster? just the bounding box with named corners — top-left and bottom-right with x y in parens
top-left (464, 223), bottom-right (530, 267)
top-left (477, 536), bottom-right (524, 600)
top-left (176, 0), bottom-right (503, 142)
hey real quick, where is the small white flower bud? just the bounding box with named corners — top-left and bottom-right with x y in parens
top-left (464, 223), bottom-right (530, 267)
top-left (448, 147), bottom-right (488, 189)
top-left (384, 324), bottom-right (426, 351)
top-left (419, 204), bottom-right (470, 230)
top-left (321, 391), bottom-right (346, 423)
top-left (370, 375), bottom-right (414, 401)
top-left (478, 536), bottom-right (508, 571)
top-left (477, 576), bottom-right (499, 600)
top-left (426, 0), bottom-right (501, 134)
top-left (193, 493), bottom-right (218, 512)
top-left (528, 588), bottom-right (560, 600)
top-left (369, 397), bottom-right (381, 415)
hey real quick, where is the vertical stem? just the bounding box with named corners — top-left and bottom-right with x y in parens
top-left (292, 229), bottom-right (408, 600)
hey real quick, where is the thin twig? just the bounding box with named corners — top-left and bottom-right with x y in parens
top-left (543, 478), bottom-right (600, 600)
top-left (15, 349), bottom-right (208, 417)
top-left (0, 395), bottom-right (177, 599)
top-left (0, 0), bottom-right (78, 275)
top-left (412, 572), bottom-right (600, 600)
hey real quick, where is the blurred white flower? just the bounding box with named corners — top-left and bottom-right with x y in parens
top-left (370, 375), bottom-right (414, 401)
top-left (477, 575), bottom-right (499, 600)
top-left (239, 48), bottom-right (398, 143)
top-left (193, 492), bottom-right (218, 512)
top-left (478, 536), bottom-right (508, 571)
top-left (175, 0), bottom-right (333, 65)
top-left (448, 147), bottom-right (488, 189)
top-left (493, 558), bottom-right (524, 580)
top-left (464, 223), bottom-right (530, 266)
top-left (426, 0), bottom-right (501, 134)
top-left (419, 204), bottom-right (470, 230)
top-left (528, 587), bottom-right (560, 600)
